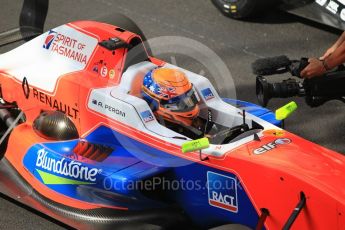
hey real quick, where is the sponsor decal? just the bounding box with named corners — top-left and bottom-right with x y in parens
top-left (100, 66), bottom-right (108, 78)
top-left (22, 77), bottom-right (30, 99)
top-left (92, 65), bottom-right (99, 73)
top-left (215, 145), bottom-right (222, 150)
top-left (140, 110), bottom-right (155, 123)
top-left (43, 30), bottom-right (58, 49)
top-left (92, 61), bottom-right (102, 73)
top-left (91, 99), bottom-right (126, 118)
top-left (42, 29), bottom-right (91, 64)
top-left (263, 129), bottom-right (285, 137)
top-left (201, 88), bottom-right (215, 101)
top-left (326, 1), bottom-right (339, 14)
top-left (207, 171), bottom-right (238, 213)
top-left (109, 69), bottom-right (116, 79)
top-left (36, 149), bottom-right (101, 184)
top-left (32, 88), bottom-right (79, 119)
top-left (253, 138), bottom-right (292, 155)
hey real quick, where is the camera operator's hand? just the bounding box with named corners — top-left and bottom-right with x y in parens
top-left (320, 46), bottom-right (337, 60)
top-left (320, 31), bottom-right (345, 60)
top-left (300, 58), bottom-right (327, 79)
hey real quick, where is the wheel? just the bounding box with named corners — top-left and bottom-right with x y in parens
top-left (96, 13), bottom-right (152, 55)
top-left (212, 0), bottom-right (275, 19)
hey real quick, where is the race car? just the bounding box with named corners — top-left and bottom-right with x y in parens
top-left (0, 1), bottom-right (345, 230)
top-left (212, 0), bottom-right (345, 30)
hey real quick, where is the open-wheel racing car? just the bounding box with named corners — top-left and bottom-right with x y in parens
top-left (0, 1), bottom-right (345, 229)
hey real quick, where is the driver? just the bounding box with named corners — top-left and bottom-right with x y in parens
top-left (141, 67), bottom-right (249, 143)
top-left (141, 68), bottom-right (206, 139)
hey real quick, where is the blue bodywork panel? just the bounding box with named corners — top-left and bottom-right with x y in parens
top-left (22, 125), bottom-right (260, 228)
top-left (22, 99), bottom-right (275, 228)
top-left (223, 98), bottom-right (281, 127)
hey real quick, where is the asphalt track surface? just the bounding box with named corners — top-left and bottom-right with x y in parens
top-left (0, 0), bottom-right (344, 229)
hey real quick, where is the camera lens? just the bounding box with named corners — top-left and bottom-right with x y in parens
top-left (256, 76), bottom-right (270, 107)
top-left (271, 79), bottom-right (300, 98)
top-left (256, 77), bottom-right (301, 106)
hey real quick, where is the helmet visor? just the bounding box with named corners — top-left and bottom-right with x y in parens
top-left (160, 88), bottom-right (199, 112)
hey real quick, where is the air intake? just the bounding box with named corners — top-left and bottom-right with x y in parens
top-left (73, 141), bottom-right (113, 162)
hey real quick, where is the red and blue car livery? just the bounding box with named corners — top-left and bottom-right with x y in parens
top-left (0, 20), bottom-right (343, 230)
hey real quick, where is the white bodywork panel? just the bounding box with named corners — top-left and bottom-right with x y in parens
top-left (0, 24), bottom-right (98, 93)
top-left (88, 61), bottom-right (278, 157)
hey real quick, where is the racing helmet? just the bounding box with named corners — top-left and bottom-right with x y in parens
top-left (141, 68), bottom-right (200, 126)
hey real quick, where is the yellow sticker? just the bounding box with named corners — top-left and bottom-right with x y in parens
top-left (109, 69), bottom-right (116, 79)
top-left (273, 130), bottom-right (285, 136)
top-left (263, 129), bottom-right (285, 136)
